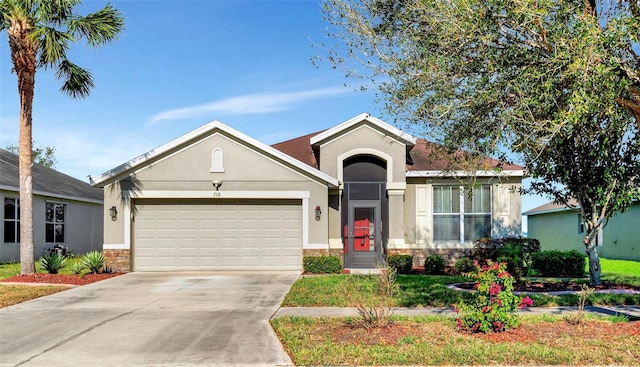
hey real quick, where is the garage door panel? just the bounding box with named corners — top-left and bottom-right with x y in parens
top-left (133, 200), bottom-right (302, 271)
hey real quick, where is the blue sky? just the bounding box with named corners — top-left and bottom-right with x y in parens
top-left (0, 0), bottom-right (547, 222)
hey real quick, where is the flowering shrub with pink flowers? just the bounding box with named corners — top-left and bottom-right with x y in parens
top-left (453, 260), bottom-right (533, 333)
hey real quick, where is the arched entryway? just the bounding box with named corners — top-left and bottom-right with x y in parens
top-left (341, 155), bottom-right (388, 268)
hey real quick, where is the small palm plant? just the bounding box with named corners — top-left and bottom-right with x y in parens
top-left (69, 261), bottom-right (86, 275)
top-left (40, 253), bottom-right (66, 274)
top-left (81, 251), bottom-right (106, 274)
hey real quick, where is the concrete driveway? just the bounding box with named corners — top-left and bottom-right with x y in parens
top-left (0, 271), bottom-right (300, 367)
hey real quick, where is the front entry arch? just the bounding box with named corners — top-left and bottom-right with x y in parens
top-left (341, 155), bottom-right (388, 268)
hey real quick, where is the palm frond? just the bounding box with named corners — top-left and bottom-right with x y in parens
top-left (35, 0), bottom-right (78, 26)
top-left (32, 26), bottom-right (72, 67)
top-left (55, 59), bottom-right (94, 98)
top-left (67, 3), bottom-right (124, 46)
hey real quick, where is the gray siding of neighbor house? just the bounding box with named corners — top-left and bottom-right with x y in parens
top-left (528, 203), bottom-right (640, 261)
top-left (1, 190), bottom-right (103, 262)
top-left (103, 131), bottom-right (329, 247)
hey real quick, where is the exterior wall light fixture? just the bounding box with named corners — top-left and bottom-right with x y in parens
top-left (315, 205), bottom-right (321, 221)
top-left (213, 180), bottom-right (222, 191)
top-left (109, 206), bottom-right (118, 221)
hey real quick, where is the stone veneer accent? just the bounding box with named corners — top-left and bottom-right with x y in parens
top-left (104, 249), bottom-right (131, 272)
top-left (387, 248), bottom-right (468, 267)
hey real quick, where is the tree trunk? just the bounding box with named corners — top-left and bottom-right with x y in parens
top-left (585, 231), bottom-right (601, 286)
top-left (9, 21), bottom-right (38, 275)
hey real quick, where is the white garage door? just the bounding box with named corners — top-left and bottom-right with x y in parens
top-left (133, 199), bottom-right (302, 271)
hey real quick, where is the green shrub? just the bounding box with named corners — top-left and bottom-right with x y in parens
top-left (81, 251), bottom-right (106, 274)
top-left (424, 255), bottom-right (446, 275)
top-left (303, 256), bottom-right (342, 274)
top-left (69, 261), bottom-right (85, 275)
top-left (386, 255), bottom-right (413, 274)
top-left (40, 253), bottom-right (66, 274)
top-left (454, 260), bottom-right (533, 333)
top-left (454, 257), bottom-right (475, 274)
top-left (531, 250), bottom-right (586, 278)
top-left (472, 237), bottom-right (541, 281)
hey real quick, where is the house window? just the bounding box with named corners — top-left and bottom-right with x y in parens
top-left (45, 203), bottom-right (65, 243)
top-left (4, 198), bottom-right (20, 243)
top-left (210, 148), bottom-right (225, 172)
top-left (433, 185), bottom-right (491, 242)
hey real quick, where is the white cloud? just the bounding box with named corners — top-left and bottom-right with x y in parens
top-left (147, 87), bottom-right (350, 125)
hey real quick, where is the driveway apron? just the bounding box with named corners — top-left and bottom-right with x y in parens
top-left (0, 271), bottom-right (300, 367)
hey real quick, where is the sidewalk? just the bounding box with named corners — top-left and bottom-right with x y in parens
top-left (274, 305), bottom-right (640, 320)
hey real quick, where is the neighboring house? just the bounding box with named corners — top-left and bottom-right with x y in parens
top-left (92, 113), bottom-right (522, 272)
top-left (524, 200), bottom-right (640, 262)
top-left (0, 149), bottom-right (104, 262)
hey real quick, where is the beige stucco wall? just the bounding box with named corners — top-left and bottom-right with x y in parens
top-left (528, 203), bottom-right (640, 261)
top-left (0, 190), bottom-right (103, 262)
top-left (316, 123), bottom-right (407, 183)
top-left (102, 130), bottom-right (330, 247)
top-left (317, 122), bottom-right (409, 250)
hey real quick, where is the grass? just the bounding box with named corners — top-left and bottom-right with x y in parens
top-left (0, 285), bottom-right (69, 308)
top-left (283, 258), bottom-right (640, 307)
top-left (271, 315), bottom-right (640, 366)
top-left (0, 257), bottom-right (87, 280)
top-left (0, 258), bottom-right (86, 309)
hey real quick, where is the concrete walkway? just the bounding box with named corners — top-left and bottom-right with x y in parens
top-left (274, 305), bottom-right (640, 320)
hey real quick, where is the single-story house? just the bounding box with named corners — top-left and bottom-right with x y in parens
top-left (0, 148), bottom-right (104, 262)
top-left (92, 113), bottom-right (523, 272)
top-left (524, 200), bottom-right (640, 262)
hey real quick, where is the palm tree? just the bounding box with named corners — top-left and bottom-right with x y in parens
top-left (0, 0), bottom-right (124, 274)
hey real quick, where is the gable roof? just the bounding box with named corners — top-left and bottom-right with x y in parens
top-left (0, 149), bottom-right (103, 204)
top-left (523, 199), bottom-right (580, 216)
top-left (272, 125), bottom-right (523, 175)
top-left (91, 121), bottom-right (339, 188)
top-left (309, 113), bottom-right (417, 146)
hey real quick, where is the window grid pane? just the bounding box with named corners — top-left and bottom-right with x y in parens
top-left (433, 185), bottom-right (491, 242)
top-left (45, 203), bottom-right (65, 243)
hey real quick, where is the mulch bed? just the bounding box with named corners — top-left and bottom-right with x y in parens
top-left (1, 272), bottom-right (124, 286)
top-left (455, 280), bottom-right (640, 292)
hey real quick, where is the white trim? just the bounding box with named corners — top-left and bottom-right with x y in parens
top-left (302, 198), bottom-right (309, 249)
top-left (0, 185), bottom-right (103, 204)
top-left (103, 243), bottom-right (129, 250)
top-left (304, 243), bottom-right (330, 250)
top-left (310, 113), bottom-right (417, 146)
top-left (406, 170), bottom-right (525, 178)
top-left (387, 189), bottom-right (405, 196)
top-left (524, 206), bottom-right (578, 216)
top-left (124, 204), bottom-right (131, 249)
top-left (337, 148), bottom-right (395, 184)
top-left (92, 120), bottom-right (338, 187)
top-left (130, 190), bottom-right (311, 199)
top-left (386, 182), bottom-right (406, 190)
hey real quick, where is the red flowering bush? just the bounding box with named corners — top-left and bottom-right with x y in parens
top-left (453, 260), bottom-right (532, 333)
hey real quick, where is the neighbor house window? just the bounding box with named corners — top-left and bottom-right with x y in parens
top-left (578, 214), bottom-right (585, 234)
top-left (4, 198), bottom-right (20, 243)
top-left (45, 203), bottom-right (65, 243)
top-left (433, 185), bottom-right (491, 242)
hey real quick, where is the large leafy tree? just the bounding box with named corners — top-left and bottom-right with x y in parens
top-left (6, 142), bottom-right (57, 168)
top-left (321, 0), bottom-right (640, 284)
top-left (1, 0), bottom-right (124, 274)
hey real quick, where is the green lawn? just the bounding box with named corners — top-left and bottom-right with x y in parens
top-left (272, 315), bottom-right (639, 366)
top-left (283, 258), bottom-right (640, 307)
top-left (0, 257), bottom-right (86, 280)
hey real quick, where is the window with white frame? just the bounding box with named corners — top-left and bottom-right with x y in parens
top-left (3, 198), bottom-right (20, 243)
top-left (45, 203), bottom-right (65, 243)
top-left (210, 148), bottom-right (225, 172)
top-left (433, 185), bottom-right (491, 242)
